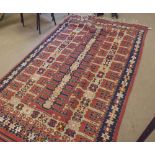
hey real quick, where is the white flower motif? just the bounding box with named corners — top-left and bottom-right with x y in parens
top-left (3, 79), bottom-right (9, 84)
top-left (15, 126), bottom-right (22, 133)
top-left (106, 119), bottom-right (114, 127)
top-left (28, 133), bottom-right (36, 141)
top-left (116, 92), bottom-right (124, 99)
top-left (101, 133), bottom-right (110, 141)
top-left (111, 105), bottom-right (119, 112)
top-left (0, 116), bottom-right (5, 122)
top-left (3, 119), bottom-right (10, 126)
top-left (9, 123), bottom-right (16, 131)
top-left (21, 62), bottom-right (27, 67)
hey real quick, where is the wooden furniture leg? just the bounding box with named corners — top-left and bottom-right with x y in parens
top-left (137, 117), bottom-right (155, 142)
top-left (112, 13), bottom-right (118, 19)
top-left (51, 13), bottom-right (56, 25)
top-left (0, 13), bottom-right (5, 21)
top-left (20, 13), bottom-right (24, 26)
top-left (36, 13), bottom-right (41, 34)
top-left (96, 13), bottom-right (104, 17)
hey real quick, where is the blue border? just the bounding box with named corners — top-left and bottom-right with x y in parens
top-left (97, 31), bottom-right (145, 141)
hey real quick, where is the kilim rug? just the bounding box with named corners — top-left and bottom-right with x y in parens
top-left (0, 15), bottom-right (148, 142)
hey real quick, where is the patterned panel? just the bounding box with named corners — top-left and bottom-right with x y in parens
top-left (0, 15), bottom-right (148, 142)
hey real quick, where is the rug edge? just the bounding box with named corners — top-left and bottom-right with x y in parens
top-left (89, 15), bottom-right (149, 30)
top-left (113, 28), bottom-right (148, 142)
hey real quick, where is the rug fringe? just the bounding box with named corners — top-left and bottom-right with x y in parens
top-left (88, 14), bottom-right (152, 30)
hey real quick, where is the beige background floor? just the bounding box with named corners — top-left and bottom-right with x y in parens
top-left (0, 13), bottom-right (154, 141)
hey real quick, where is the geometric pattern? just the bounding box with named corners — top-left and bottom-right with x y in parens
top-left (0, 15), bottom-right (148, 141)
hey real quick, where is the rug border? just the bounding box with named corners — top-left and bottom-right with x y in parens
top-left (0, 127), bottom-right (24, 142)
top-left (113, 28), bottom-right (148, 142)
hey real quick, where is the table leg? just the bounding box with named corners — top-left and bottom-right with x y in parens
top-left (20, 13), bottom-right (24, 26)
top-left (51, 13), bottom-right (56, 25)
top-left (36, 13), bottom-right (41, 34)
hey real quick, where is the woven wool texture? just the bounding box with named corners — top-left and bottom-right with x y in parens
top-left (0, 15), bottom-right (148, 142)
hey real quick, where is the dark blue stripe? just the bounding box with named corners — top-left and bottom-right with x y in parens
top-left (97, 31), bottom-right (145, 141)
